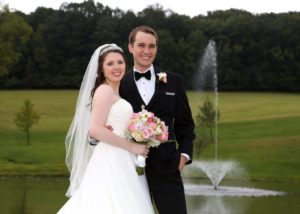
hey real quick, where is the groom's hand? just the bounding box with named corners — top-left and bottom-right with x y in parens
top-left (178, 155), bottom-right (187, 171)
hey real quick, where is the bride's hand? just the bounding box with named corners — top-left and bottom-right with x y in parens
top-left (129, 142), bottom-right (149, 158)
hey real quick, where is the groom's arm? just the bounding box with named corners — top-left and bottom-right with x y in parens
top-left (173, 75), bottom-right (195, 165)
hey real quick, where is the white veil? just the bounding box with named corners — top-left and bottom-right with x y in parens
top-left (65, 44), bottom-right (123, 197)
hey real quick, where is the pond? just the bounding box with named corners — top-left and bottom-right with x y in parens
top-left (0, 176), bottom-right (299, 214)
top-left (185, 178), bottom-right (300, 214)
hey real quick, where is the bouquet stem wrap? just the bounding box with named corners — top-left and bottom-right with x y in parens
top-left (135, 155), bottom-right (146, 175)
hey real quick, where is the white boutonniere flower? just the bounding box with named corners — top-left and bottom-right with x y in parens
top-left (157, 72), bottom-right (167, 83)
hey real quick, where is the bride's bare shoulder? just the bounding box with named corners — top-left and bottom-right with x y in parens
top-left (93, 84), bottom-right (120, 106)
top-left (95, 84), bottom-right (114, 96)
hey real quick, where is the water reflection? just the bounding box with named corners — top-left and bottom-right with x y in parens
top-left (188, 196), bottom-right (236, 214)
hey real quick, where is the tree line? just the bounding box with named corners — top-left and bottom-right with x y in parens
top-left (0, 0), bottom-right (299, 91)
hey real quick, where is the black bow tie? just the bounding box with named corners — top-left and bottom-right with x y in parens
top-left (134, 70), bottom-right (151, 80)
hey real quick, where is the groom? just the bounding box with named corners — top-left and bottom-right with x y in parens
top-left (120, 26), bottom-right (195, 214)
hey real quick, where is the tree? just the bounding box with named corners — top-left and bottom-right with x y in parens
top-left (194, 96), bottom-right (220, 156)
top-left (0, 9), bottom-right (32, 77)
top-left (14, 99), bottom-right (40, 145)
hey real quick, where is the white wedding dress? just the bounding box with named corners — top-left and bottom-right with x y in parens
top-left (57, 99), bottom-right (154, 214)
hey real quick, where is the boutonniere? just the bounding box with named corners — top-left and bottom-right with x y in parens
top-left (157, 72), bottom-right (167, 83)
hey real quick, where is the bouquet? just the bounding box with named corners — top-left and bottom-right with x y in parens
top-left (126, 106), bottom-right (169, 175)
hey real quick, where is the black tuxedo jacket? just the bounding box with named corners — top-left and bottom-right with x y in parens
top-left (120, 67), bottom-right (195, 175)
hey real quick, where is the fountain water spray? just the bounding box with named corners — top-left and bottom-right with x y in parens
top-left (193, 160), bottom-right (238, 190)
top-left (194, 39), bottom-right (230, 189)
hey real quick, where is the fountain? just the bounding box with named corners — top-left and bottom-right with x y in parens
top-left (185, 40), bottom-right (285, 197)
top-left (192, 160), bottom-right (238, 190)
top-left (192, 39), bottom-right (235, 191)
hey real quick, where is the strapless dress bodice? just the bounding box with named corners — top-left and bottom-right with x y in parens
top-left (106, 99), bottom-right (133, 137)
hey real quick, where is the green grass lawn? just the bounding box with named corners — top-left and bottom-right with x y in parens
top-left (0, 90), bottom-right (76, 175)
top-left (0, 90), bottom-right (300, 181)
top-left (189, 91), bottom-right (300, 181)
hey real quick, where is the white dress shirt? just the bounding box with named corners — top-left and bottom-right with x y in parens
top-left (134, 65), bottom-right (155, 105)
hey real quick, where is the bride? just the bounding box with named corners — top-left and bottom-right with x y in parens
top-left (57, 44), bottom-right (154, 214)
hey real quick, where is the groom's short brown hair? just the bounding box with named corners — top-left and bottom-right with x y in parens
top-left (129, 25), bottom-right (158, 45)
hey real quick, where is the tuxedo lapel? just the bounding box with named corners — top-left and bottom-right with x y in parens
top-left (126, 70), bottom-right (146, 108)
top-left (146, 74), bottom-right (165, 109)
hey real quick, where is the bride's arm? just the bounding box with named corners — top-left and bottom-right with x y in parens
top-left (89, 85), bottom-right (148, 156)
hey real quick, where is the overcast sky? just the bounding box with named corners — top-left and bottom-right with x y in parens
top-left (2, 0), bottom-right (300, 17)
